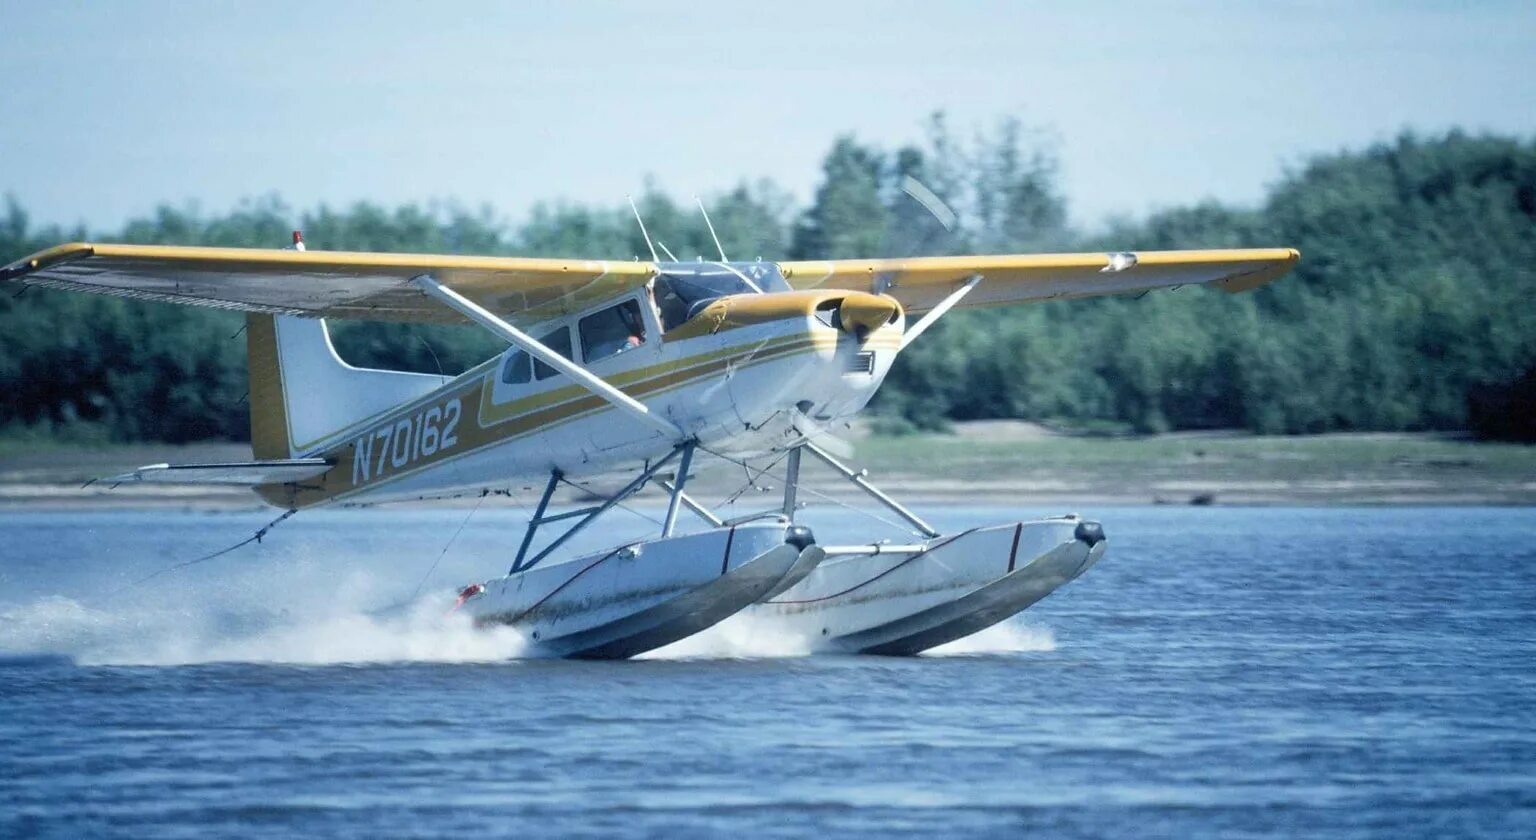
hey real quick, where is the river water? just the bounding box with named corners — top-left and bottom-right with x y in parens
top-left (2, 505), bottom-right (1533, 837)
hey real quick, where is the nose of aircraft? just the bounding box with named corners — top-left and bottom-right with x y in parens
top-left (838, 293), bottom-right (901, 338)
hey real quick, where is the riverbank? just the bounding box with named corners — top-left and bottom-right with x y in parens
top-left (2, 423), bottom-right (1531, 509)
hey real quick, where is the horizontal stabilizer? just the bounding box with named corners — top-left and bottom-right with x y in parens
top-left (101, 459), bottom-right (333, 486)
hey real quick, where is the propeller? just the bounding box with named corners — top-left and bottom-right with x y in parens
top-left (803, 173), bottom-right (961, 460)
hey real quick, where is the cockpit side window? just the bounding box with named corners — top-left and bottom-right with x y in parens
top-left (651, 262), bottom-right (786, 332)
top-left (532, 326), bottom-right (574, 380)
top-left (579, 299), bottom-right (647, 363)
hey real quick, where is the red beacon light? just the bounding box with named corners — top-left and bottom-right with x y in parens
top-left (291, 230), bottom-right (306, 252)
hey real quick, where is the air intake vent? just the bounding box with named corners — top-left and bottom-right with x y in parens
top-left (844, 351), bottom-right (875, 375)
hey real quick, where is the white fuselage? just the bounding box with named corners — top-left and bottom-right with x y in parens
top-left (268, 289), bottom-right (903, 508)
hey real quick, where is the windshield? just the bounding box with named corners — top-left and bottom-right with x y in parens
top-left (652, 262), bottom-right (790, 331)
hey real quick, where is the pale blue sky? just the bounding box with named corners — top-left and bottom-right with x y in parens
top-left (3, 1), bottom-right (1533, 234)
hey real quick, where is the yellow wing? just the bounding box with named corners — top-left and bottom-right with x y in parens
top-left (1, 242), bottom-right (658, 325)
top-left (778, 248), bottom-right (1299, 313)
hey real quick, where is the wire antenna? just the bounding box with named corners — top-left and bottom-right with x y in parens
top-left (410, 490), bottom-right (488, 601)
top-left (627, 195), bottom-right (661, 263)
top-left (655, 240), bottom-right (680, 262)
top-left (111, 508), bottom-right (299, 594)
top-left (696, 196), bottom-right (729, 261)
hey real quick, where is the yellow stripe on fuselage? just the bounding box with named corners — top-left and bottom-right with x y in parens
top-left (475, 331), bottom-right (835, 427)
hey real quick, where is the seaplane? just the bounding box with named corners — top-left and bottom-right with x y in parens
top-left (2, 207), bottom-right (1297, 659)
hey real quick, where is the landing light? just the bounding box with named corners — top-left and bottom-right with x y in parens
top-left (1102, 252), bottom-right (1136, 272)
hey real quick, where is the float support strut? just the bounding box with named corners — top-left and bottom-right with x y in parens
top-left (511, 469), bottom-right (561, 573)
top-left (660, 441), bottom-right (696, 538)
top-left (782, 445), bottom-right (802, 521)
top-left (513, 447), bottom-right (684, 574)
top-left (802, 442), bottom-right (939, 538)
top-left (655, 479), bottom-right (723, 527)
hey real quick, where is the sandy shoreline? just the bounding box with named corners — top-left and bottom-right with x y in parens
top-left (3, 427), bottom-right (1532, 509)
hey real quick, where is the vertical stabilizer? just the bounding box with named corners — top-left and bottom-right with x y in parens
top-left (245, 314), bottom-right (450, 459)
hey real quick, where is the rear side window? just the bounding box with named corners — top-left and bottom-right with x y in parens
top-left (501, 350), bottom-right (531, 384)
top-left (580, 300), bottom-right (647, 363)
top-left (533, 326), bottom-right (574, 380)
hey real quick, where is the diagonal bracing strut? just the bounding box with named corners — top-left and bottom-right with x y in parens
top-left (713, 440), bottom-right (940, 539)
top-left (798, 442), bottom-right (940, 538)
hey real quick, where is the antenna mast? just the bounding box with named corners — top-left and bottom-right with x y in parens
top-left (627, 195), bottom-right (661, 263)
top-left (696, 196), bottom-right (728, 262)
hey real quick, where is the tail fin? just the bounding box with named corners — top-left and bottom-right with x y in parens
top-left (246, 315), bottom-right (450, 458)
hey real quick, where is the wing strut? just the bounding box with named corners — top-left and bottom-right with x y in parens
top-left (411, 274), bottom-right (683, 440)
top-left (900, 274), bottom-right (981, 350)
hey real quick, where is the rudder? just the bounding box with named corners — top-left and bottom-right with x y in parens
top-left (246, 314), bottom-right (293, 459)
top-left (245, 314), bottom-right (450, 459)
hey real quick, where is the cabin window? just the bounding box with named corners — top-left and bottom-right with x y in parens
top-left (501, 350), bottom-right (531, 385)
top-left (580, 299), bottom-right (647, 363)
top-left (532, 326), bottom-right (574, 380)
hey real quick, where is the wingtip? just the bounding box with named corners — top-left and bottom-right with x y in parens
top-left (4, 241), bottom-right (97, 281)
top-left (1213, 248), bottom-right (1302, 294)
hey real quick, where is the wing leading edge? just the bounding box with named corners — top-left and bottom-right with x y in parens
top-left (1, 242), bottom-right (658, 326)
top-left (778, 248), bottom-right (1300, 313)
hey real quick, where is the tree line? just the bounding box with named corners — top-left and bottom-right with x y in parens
top-left (2, 117), bottom-right (1533, 443)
